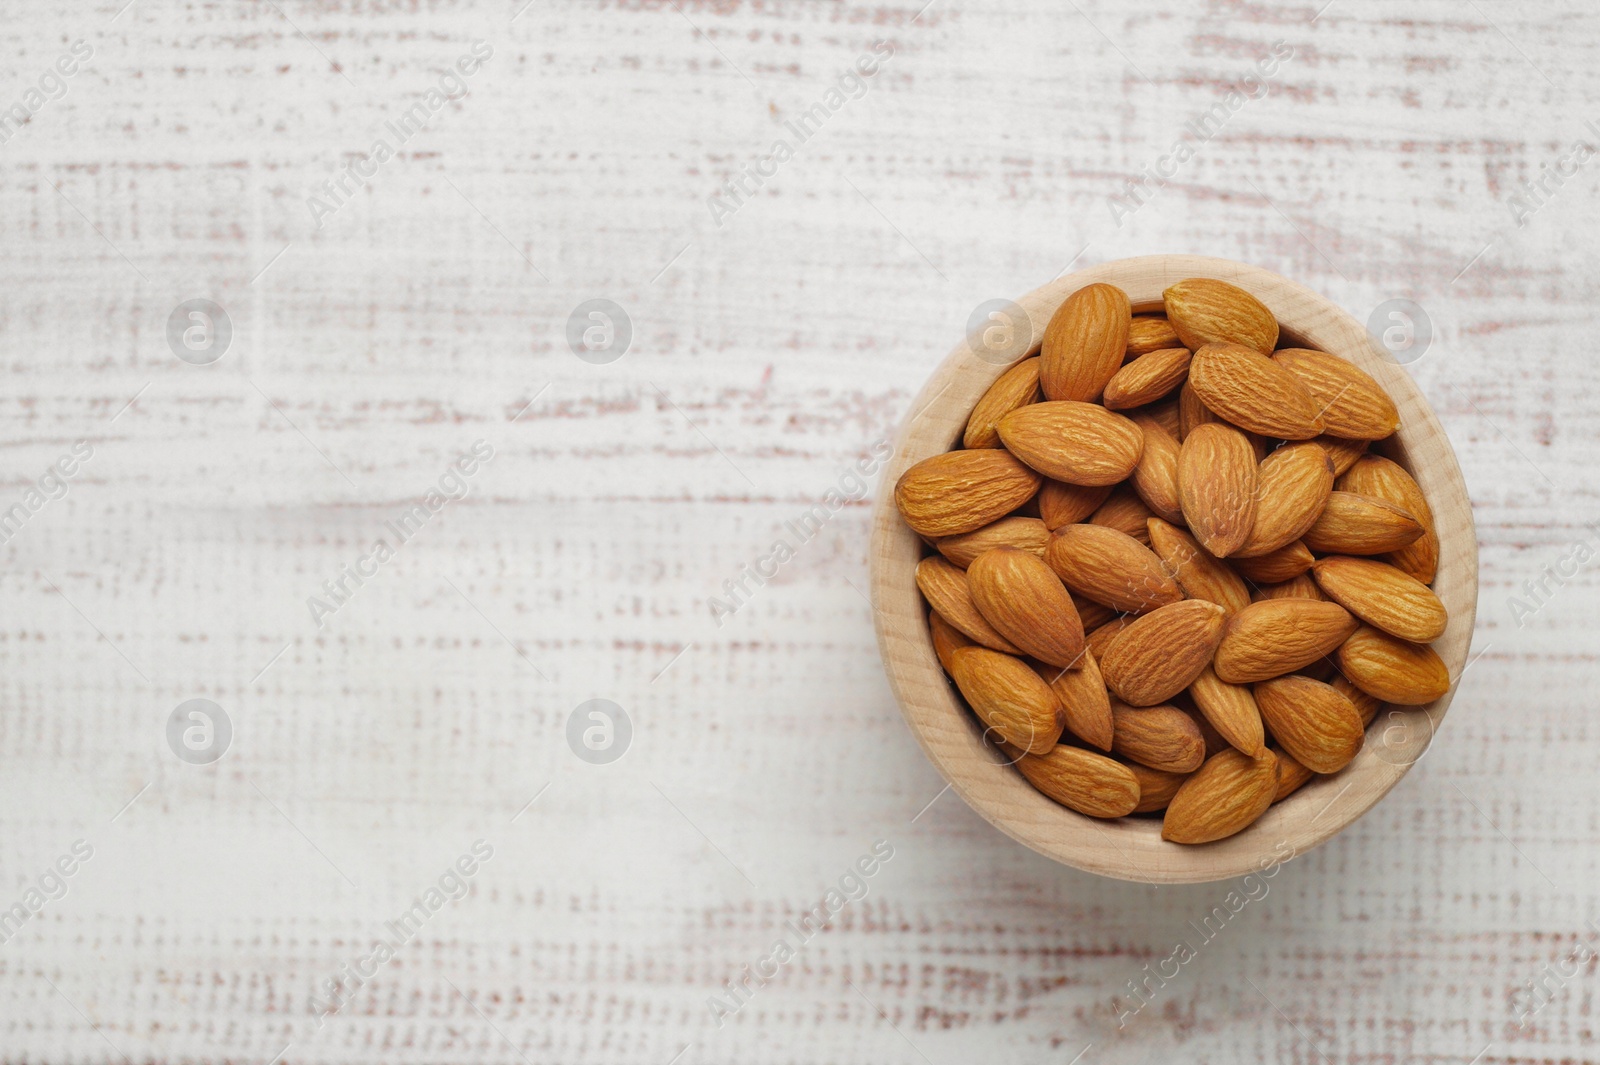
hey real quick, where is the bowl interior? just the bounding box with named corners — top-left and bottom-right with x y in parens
top-left (870, 255), bottom-right (1478, 884)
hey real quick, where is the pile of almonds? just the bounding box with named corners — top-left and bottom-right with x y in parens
top-left (896, 278), bottom-right (1451, 845)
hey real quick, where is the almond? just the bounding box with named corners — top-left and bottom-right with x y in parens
top-left (1161, 749), bottom-right (1279, 844)
top-left (1127, 315), bottom-right (1181, 357)
top-left (1178, 379), bottom-right (1219, 439)
top-left (1147, 518), bottom-right (1251, 616)
top-left (1103, 347), bottom-right (1192, 410)
top-left (1188, 664), bottom-right (1265, 756)
top-left (1162, 278), bottom-right (1279, 355)
top-left (1302, 491), bottom-right (1424, 555)
top-left (1272, 749), bottom-right (1315, 802)
top-left (947, 646), bottom-right (1065, 754)
top-left (1338, 455), bottom-right (1439, 584)
top-left (963, 356), bottom-right (1042, 449)
top-left (1039, 283), bottom-right (1132, 402)
top-left (1272, 348), bottom-right (1399, 441)
top-left (1185, 703), bottom-right (1231, 757)
top-left (998, 401), bottom-right (1145, 486)
top-left (1046, 523), bottom-right (1183, 613)
top-left (1125, 761), bottom-right (1190, 813)
top-left (1311, 556), bottom-right (1448, 642)
top-left (1127, 415), bottom-right (1183, 523)
top-left (1331, 674), bottom-right (1382, 726)
top-left (1089, 485), bottom-right (1156, 546)
top-left (928, 610), bottom-right (972, 673)
top-left (1033, 652), bottom-right (1114, 750)
top-left (915, 556), bottom-right (1022, 654)
top-left (1072, 593), bottom-right (1118, 632)
top-left (1038, 481), bottom-right (1113, 530)
top-left (1085, 615), bottom-right (1136, 659)
top-left (968, 547), bottom-right (1087, 669)
top-left (1235, 442), bottom-right (1335, 558)
top-left (1144, 398), bottom-right (1184, 441)
top-left (1213, 598), bottom-right (1359, 684)
top-left (1178, 423), bottom-right (1259, 557)
top-left (1100, 600), bottom-right (1228, 706)
top-left (1253, 675), bottom-right (1364, 773)
top-left (1231, 540), bottom-right (1316, 584)
top-left (1251, 573), bottom-right (1326, 603)
top-left (1187, 342), bottom-right (1325, 439)
top-left (1111, 702), bottom-right (1206, 773)
top-left (895, 449), bottom-right (1042, 537)
top-left (936, 516), bottom-right (1050, 569)
top-left (1335, 626), bottom-right (1451, 705)
top-left (1314, 434), bottom-right (1369, 477)
top-left (1015, 745), bottom-right (1140, 818)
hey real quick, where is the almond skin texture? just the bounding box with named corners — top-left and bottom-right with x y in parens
top-left (1178, 379), bottom-right (1220, 439)
top-left (1126, 762), bottom-right (1190, 813)
top-left (1015, 746), bottom-right (1140, 818)
top-left (947, 646), bottom-right (1065, 754)
top-left (1147, 518), bottom-right (1251, 616)
top-left (1072, 593), bottom-right (1118, 633)
top-left (1272, 750), bottom-right (1316, 802)
top-left (1253, 675), bottom-right (1365, 773)
top-left (1236, 442), bottom-right (1335, 558)
top-left (1336, 626), bottom-right (1452, 705)
top-left (1312, 556), bottom-right (1448, 642)
top-left (1145, 398), bottom-right (1184, 441)
top-left (1127, 415), bottom-right (1184, 523)
top-left (1111, 702), bottom-right (1207, 773)
top-left (1232, 540), bottom-right (1316, 584)
top-left (1187, 342), bottom-right (1325, 440)
top-left (928, 610), bottom-right (972, 673)
top-left (1100, 600), bottom-right (1228, 706)
top-left (1272, 349), bottom-right (1400, 441)
top-left (1103, 347), bottom-right (1193, 410)
top-left (1089, 486), bottom-right (1155, 546)
top-left (896, 449), bottom-right (1042, 537)
top-left (1302, 491), bottom-right (1424, 555)
top-left (1188, 665), bottom-right (1265, 756)
top-left (1033, 653), bottom-right (1114, 751)
top-left (1040, 283), bottom-right (1132, 402)
top-left (968, 547), bottom-right (1087, 669)
top-left (1046, 524), bottom-right (1183, 614)
top-left (1338, 455), bottom-right (1440, 584)
top-left (1162, 749), bottom-right (1279, 844)
top-left (1127, 315), bottom-right (1181, 357)
top-left (1163, 278), bottom-right (1280, 356)
top-left (1085, 616), bottom-right (1136, 659)
top-left (1038, 481), bottom-right (1114, 530)
top-left (1315, 435), bottom-right (1369, 477)
top-left (1213, 599), bottom-right (1360, 684)
top-left (915, 556), bottom-right (1022, 654)
top-left (936, 516), bottom-right (1051, 569)
top-left (963, 356), bottom-right (1042, 449)
top-left (1251, 573), bottom-right (1327, 603)
top-left (1178, 423), bottom-right (1259, 557)
top-left (1332, 674), bottom-right (1382, 726)
top-left (998, 401), bottom-right (1145, 486)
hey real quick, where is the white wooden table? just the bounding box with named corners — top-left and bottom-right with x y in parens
top-left (1, 1), bottom-right (1594, 1062)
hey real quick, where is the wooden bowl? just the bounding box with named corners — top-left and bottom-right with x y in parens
top-left (869, 255), bottom-right (1477, 884)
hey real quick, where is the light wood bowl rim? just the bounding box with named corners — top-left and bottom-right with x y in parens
top-left (869, 254), bottom-right (1479, 885)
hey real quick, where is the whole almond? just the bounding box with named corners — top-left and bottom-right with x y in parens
top-left (1162, 749), bottom-right (1279, 844)
top-left (998, 401), bottom-right (1145, 485)
top-left (1103, 347), bottom-right (1193, 410)
top-left (915, 556), bottom-right (1022, 654)
top-left (1085, 615), bottom-right (1136, 659)
top-left (1100, 599), bottom-right (1228, 706)
top-left (1188, 665), bottom-right (1265, 756)
top-left (1331, 673), bottom-right (1382, 726)
top-left (1302, 491), bottom-right (1424, 555)
top-left (928, 610), bottom-right (972, 673)
top-left (1272, 750), bottom-right (1316, 802)
top-left (963, 356), bottom-right (1042, 449)
top-left (1251, 573), bottom-right (1326, 603)
top-left (895, 449), bottom-right (1042, 537)
top-left (1147, 518), bottom-right (1251, 616)
top-left (1315, 434), bottom-right (1369, 477)
top-left (1163, 278), bottom-right (1280, 355)
top-left (1111, 702), bottom-right (1206, 773)
top-left (1213, 598), bottom-right (1359, 684)
top-left (968, 547), bottom-right (1086, 669)
top-left (936, 516), bottom-right (1050, 569)
top-left (1038, 481), bottom-right (1113, 530)
top-left (1178, 423), bottom-right (1259, 557)
top-left (1089, 485), bottom-right (1156, 546)
top-left (1272, 348), bottom-right (1399, 441)
top-left (1015, 746), bottom-right (1140, 818)
top-left (1033, 652), bottom-right (1114, 750)
top-left (1128, 415), bottom-right (1184, 523)
top-left (1335, 625), bottom-right (1451, 705)
top-left (1046, 523), bottom-right (1183, 613)
top-left (1338, 455), bottom-right (1439, 584)
top-left (1125, 761), bottom-right (1189, 813)
top-left (1127, 315), bottom-right (1181, 357)
top-left (1253, 675), bottom-right (1364, 773)
top-left (1187, 342), bottom-right (1325, 439)
top-left (947, 646), bottom-right (1065, 754)
top-left (1235, 442), bottom-right (1335, 558)
top-left (1232, 540), bottom-right (1316, 584)
top-left (1312, 556), bottom-right (1448, 642)
top-left (1040, 283), bottom-right (1132, 402)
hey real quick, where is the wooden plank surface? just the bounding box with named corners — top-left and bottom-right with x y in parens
top-left (0, 0), bottom-right (1596, 1062)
